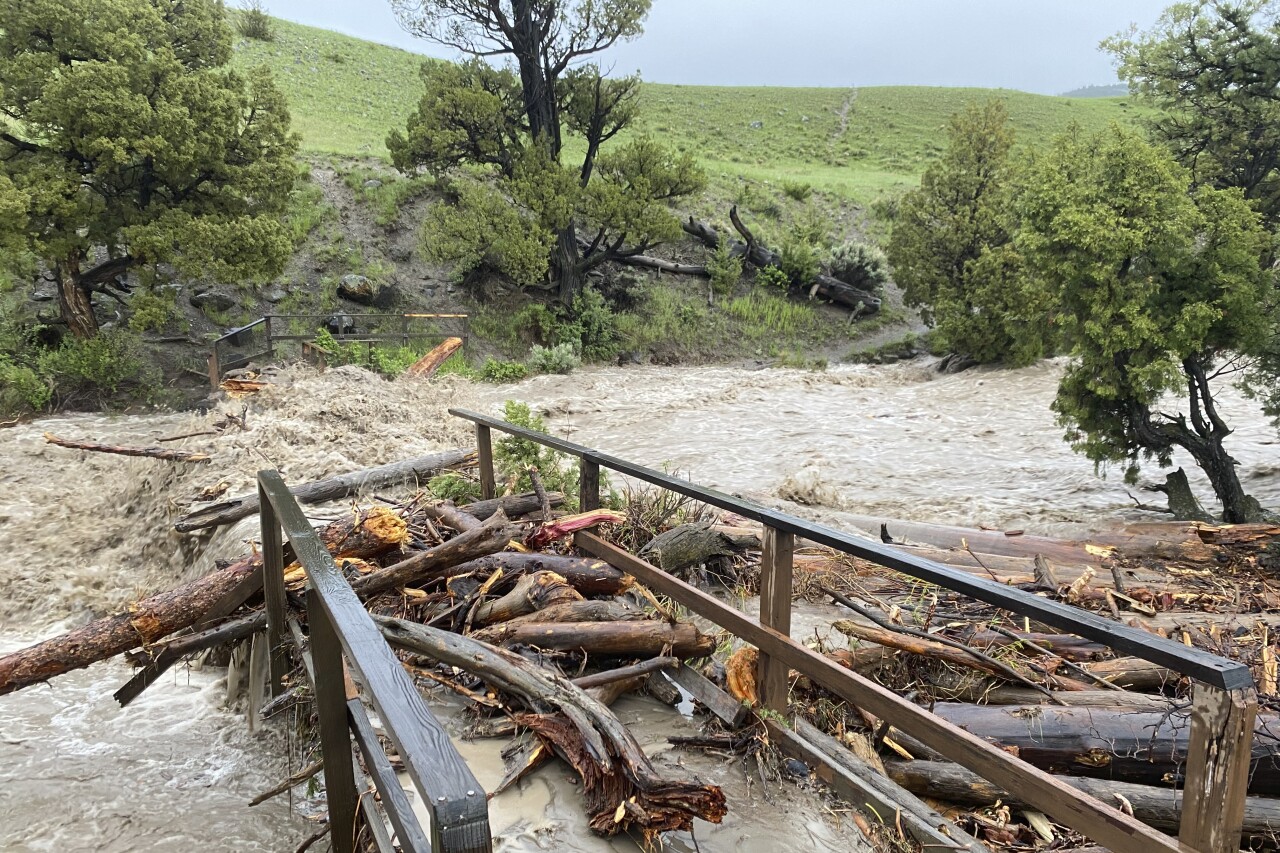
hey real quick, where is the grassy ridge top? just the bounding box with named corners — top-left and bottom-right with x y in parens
top-left (233, 16), bottom-right (1142, 203)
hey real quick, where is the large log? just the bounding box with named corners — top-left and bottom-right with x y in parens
top-left (375, 616), bottom-right (727, 840)
top-left (470, 620), bottom-right (716, 658)
top-left (174, 448), bottom-right (472, 532)
top-left (884, 760), bottom-right (1280, 837)
top-left (924, 703), bottom-right (1280, 795)
top-left (0, 555), bottom-right (261, 696)
top-left (471, 571), bottom-right (583, 626)
top-left (404, 337), bottom-right (463, 378)
top-left (350, 511), bottom-right (516, 598)
top-left (458, 492), bottom-right (565, 523)
top-left (448, 553), bottom-right (633, 596)
top-left (639, 522), bottom-right (757, 571)
top-left (503, 600), bottom-right (645, 626)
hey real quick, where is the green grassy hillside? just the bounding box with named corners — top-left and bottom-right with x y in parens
top-left (232, 16), bottom-right (1142, 205)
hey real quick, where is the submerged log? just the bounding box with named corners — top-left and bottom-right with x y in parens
top-left (0, 555), bottom-right (261, 696)
top-left (375, 616), bottom-right (727, 839)
top-left (174, 448), bottom-right (472, 532)
top-left (449, 553), bottom-right (633, 596)
top-left (470, 620), bottom-right (716, 658)
top-left (924, 703), bottom-right (1280, 795)
top-left (884, 760), bottom-right (1280, 836)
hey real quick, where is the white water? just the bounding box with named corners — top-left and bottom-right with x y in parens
top-left (1, 359), bottom-right (1276, 850)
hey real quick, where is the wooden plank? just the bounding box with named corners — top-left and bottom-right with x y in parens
top-left (767, 718), bottom-right (992, 853)
top-left (308, 598), bottom-right (359, 853)
top-left (665, 662), bottom-right (748, 727)
top-left (579, 458), bottom-right (600, 511)
top-left (449, 407), bottom-right (1251, 690)
top-left (258, 485), bottom-right (290, 699)
top-left (259, 470), bottom-right (491, 853)
top-left (476, 425), bottom-right (495, 501)
top-left (1179, 684), bottom-right (1259, 853)
top-left (353, 754), bottom-right (398, 853)
top-left (574, 531), bottom-right (1195, 853)
top-left (757, 526), bottom-right (794, 712)
top-left (347, 698), bottom-right (431, 853)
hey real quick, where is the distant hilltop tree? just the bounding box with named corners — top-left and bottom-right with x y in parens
top-left (0, 0), bottom-right (298, 339)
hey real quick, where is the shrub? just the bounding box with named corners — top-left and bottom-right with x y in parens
top-left (236, 0), bottom-right (275, 41)
top-left (494, 400), bottom-right (586, 508)
top-left (128, 287), bottom-right (178, 333)
top-left (427, 472), bottom-right (479, 504)
top-left (36, 330), bottom-right (155, 408)
top-left (777, 237), bottom-right (820, 285)
top-left (0, 355), bottom-right (49, 414)
top-left (790, 204), bottom-right (833, 245)
top-left (782, 180), bottom-right (814, 202)
top-left (706, 241), bottom-right (743, 296)
top-left (755, 265), bottom-right (791, 291)
top-left (828, 241), bottom-right (890, 293)
top-left (528, 342), bottom-right (580, 374)
top-left (556, 288), bottom-right (619, 362)
top-left (480, 358), bottom-right (529, 383)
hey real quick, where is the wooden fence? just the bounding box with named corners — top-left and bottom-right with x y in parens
top-left (258, 470), bottom-right (492, 853)
top-left (451, 407), bottom-right (1259, 853)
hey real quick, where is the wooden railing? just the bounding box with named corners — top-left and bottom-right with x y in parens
top-left (450, 408), bottom-right (1259, 853)
top-left (209, 312), bottom-right (470, 386)
top-left (257, 470), bottom-right (492, 853)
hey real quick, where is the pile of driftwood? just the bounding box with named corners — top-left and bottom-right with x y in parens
top-left (0, 482), bottom-right (733, 842)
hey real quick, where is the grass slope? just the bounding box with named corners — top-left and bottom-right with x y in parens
top-left (233, 16), bottom-right (1142, 205)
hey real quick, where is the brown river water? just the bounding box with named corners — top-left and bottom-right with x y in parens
top-left (1, 359), bottom-right (1276, 851)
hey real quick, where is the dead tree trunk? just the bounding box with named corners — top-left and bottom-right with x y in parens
top-left (375, 615), bottom-right (727, 840)
top-left (470, 620), bottom-right (716, 658)
top-left (471, 571), bottom-right (584, 626)
top-left (448, 553), bottom-right (634, 596)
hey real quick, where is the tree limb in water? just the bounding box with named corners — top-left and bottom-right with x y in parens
top-left (44, 432), bottom-right (211, 463)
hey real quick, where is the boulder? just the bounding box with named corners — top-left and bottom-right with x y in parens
top-left (325, 314), bottom-right (356, 336)
top-left (337, 274), bottom-right (375, 305)
top-left (190, 289), bottom-right (236, 314)
top-left (362, 179), bottom-right (383, 189)
top-left (261, 285), bottom-right (288, 304)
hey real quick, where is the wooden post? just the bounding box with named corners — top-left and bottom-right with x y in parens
top-left (579, 458), bottom-right (600, 511)
top-left (308, 598), bottom-right (359, 853)
top-left (757, 525), bottom-right (794, 712)
top-left (1179, 683), bottom-right (1258, 853)
top-left (257, 480), bottom-right (291, 699)
top-left (263, 315), bottom-right (274, 358)
top-left (476, 424), bottom-right (495, 501)
top-left (207, 350), bottom-right (220, 389)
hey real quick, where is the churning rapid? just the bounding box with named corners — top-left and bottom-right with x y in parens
top-left (0, 358), bottom-right (1276, 851)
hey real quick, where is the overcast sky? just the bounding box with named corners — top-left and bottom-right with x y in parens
top-left (263, 1), bottom-right (1173, 94)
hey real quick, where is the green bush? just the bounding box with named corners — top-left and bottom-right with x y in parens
top-left (480, 358), bottom-right (529, 383)
top-left (236, 0), bottom-right (275, 41)
top-left (777, 237), bottom-right (821, 285)
top-left (782, 180), bottom-right (814, 202)
top-left (789, 203), bottom-right (833, 245)
top-left (36, 330), bottom-right (155, 408)
top-left (427, 472), bottom-right (480, 504)
top-left (127, 288), bottom-right (178, 333)
top-left (0, 355), bottom-right (49, 414)
top-left (828, 241), bottom-right (889, 293)
top-left (706, 242), bottom-right (743, 296)
top-left (756, 265), bottom-right (792, 291)
top-left (494, 400), bottom-right (583, 508)
top-left (528, 342), bottom-right (580, 374)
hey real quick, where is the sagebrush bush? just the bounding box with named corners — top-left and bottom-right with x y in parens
top-left (828, 241), bottom-right (890, 293)
top-left (528, 342), bottom-right (580, 374)
top-left (0, 356), bottom-right (50, 414)
top-left (782, 180), bottom-right (814, 202)
top-left (237, 0), bottom-right (275, 41)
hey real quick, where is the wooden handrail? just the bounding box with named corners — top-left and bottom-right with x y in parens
top-left (258, 470), bottom-right (491, 853)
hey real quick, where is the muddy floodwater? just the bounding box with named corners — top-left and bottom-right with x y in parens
top-left (1, 359), bottom-right (1276, 851)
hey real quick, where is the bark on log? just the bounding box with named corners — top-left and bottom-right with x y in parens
top-left (503, 600), bottom-right (645, 626)
top-left (173, 449), bottom-right (472, 532)
top-left (404, 337), bottom-right (463, 379)
top-left (448, 553), bottom-right (633, 596)
top-left (639, 522), bottom-right (757, 571)
top-left (884, 760), bottom-right (1280, 836)
top-left (963, 630), bottom-right (1110, 663)
top-left (610, 255), bottom-right (709, 277)
top-left (470, 620), bottom-right (716, 658)
top-left (0, 556), bottom-right (261, 695)
top-left (44, 432), bottom-right (211, 463)
top-left (924, 703), bottom-right (1280, 795)
top-left (458, 492), bottom-right (565, 523)
top-left (375, 616), bottom-right (726, 839)
top-left (350, 511), bottom-right (516, 598)
top-left (1081, 657), bottom-right (1179, 690)
top-left (471, 571), bottom-right (584, 626)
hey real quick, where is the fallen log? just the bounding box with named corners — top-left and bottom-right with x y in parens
top-left (470, 620), bottom-right (715, 658)
top-left (963, 630), bottom-right (1111, 663)
top-left (0, 555), bottom-right (261, 696)
top-left (471, 571), bottom-right (584, 626)
top-left (449, 553), bottom-right (633, 596)
top-left (174, 448), bottom-right (472, 532)
top-left (375, 615), bottom-right (727, 839)
top-left (639, 522), bottom-right (758, 571)
top-left (1081, 657), bottom-right (1179, 690)
top-left (44, 432), bottom-right (211, 463)
top-left (503, 600), bottom-right (644, 626)
top-left (524, 509), bottom-right (626, 550)
top-left (924, 703), bottom-right (1280, 795)
top-left (404, 337), bottom-right (463, 379)
top-left (458, 492), bottom-right (565, 523)
top-left (884, 760), bottom-right (1280, 836)
top-left (350, 511), bottom-right (516, 598)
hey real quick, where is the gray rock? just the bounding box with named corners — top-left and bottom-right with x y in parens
top-left (261, 285), bottom-right (288, 303)
top-left (31, 287), bottom-right (56, 302)
top-left (325, 314), bottom-right (356, 335)
top-left (749, 120), bottom-right (764, 129)
top-left (783, 759), bottom-right (810, 778)
top-left (362, 179), bottom-right (383, 189)
top-left (189, 289), bottom-right (236, 313)
top-left (337, 274), bottom-right (375, 305)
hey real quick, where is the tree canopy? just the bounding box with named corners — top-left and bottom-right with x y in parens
top-left (388, 1), bottom-right (704, 303)
top-left (886, 100), bottom-right (1051, 365)
top-left (1106, 0), bottom-right (1280, 225)
top-left (0, 0), bottom-right (298, 338)
top-left (1016, 125), bottom-right (1274, 522)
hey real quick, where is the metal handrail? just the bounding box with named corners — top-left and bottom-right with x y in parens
top-left (258, 470), bottom-right (491, 853)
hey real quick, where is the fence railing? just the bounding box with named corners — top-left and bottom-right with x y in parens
top-left (210, 312), bottom-right (469, 387)
top-left (257, 469), bottom-right (492, 853)
top-left (450, 407), bottom-right (1259, 853)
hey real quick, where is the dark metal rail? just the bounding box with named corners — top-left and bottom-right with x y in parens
top-left (450, 407), bottom-right (1259, 853)
top-left (258, 469), bottom-right (491, 853)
